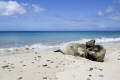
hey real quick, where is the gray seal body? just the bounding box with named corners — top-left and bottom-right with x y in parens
top-left (60, 43), bottom-right (86, 56)
top-left (54, 40), bottom-right (106, 62)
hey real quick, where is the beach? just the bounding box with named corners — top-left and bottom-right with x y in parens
top-left (0, 44), bottom-right (120, 80)
top-left (0, 0), bottom-right (120, 79)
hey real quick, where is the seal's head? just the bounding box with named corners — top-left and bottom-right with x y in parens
top-left (86, 40), bottom-right (95, 48)
top-left (86, 45), bottom-right (106, 62)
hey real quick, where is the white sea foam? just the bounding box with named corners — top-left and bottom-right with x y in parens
top-left (67, 37), bottom-right (120, 44)
top-left (33, 37), bottom-right (120, 51)
top-left (29, 44), bottom-right (60, 51)
top-left (95, 37), bottom-right (120, 43)
top-left (58, 37), bottom-right (120, 50)
top-left (0, 37), bottom-right (120, 53)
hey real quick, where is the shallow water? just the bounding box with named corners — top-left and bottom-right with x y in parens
top-left (0, 31), bottom-right (120, 53)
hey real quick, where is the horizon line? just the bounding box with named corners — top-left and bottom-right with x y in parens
top-left (0, 30), bottom-right (120, 32)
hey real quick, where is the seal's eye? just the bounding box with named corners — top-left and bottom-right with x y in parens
top-left (88, 48), bottom-right (92, 51)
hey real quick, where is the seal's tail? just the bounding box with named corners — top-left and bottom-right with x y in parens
top-left (54, 49), bottom-right (61, 52)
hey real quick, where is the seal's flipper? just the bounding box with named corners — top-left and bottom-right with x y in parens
top-left (54, 49), bottom-right (61, 52)
top-left (86, 40), bottom-right (95, 49)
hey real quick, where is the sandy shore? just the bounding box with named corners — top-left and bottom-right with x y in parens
top-left (0, 44), bottom-right (120, 80)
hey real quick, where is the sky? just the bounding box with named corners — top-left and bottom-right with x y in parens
top-left (0, 0), bottom-right (120, 31)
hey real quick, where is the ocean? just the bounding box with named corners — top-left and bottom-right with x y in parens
top-left (0, 31), bottom-right (120, 52)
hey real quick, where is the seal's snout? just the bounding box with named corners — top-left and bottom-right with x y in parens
top-left (86, 40), bottom-right (95, 48)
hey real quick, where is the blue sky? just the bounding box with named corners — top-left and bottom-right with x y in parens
top-left (0, 0), bottom-right (120, 31)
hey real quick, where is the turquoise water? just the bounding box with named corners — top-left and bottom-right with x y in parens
top-left (0, 31), bottom-right (120, 49)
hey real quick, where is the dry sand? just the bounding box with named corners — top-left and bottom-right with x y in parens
top-left (0, 44), bottom-right (120, 80)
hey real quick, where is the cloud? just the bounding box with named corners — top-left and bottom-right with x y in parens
top-left (64, 18), bottom-right (97, 22)
top-left (0, 1), bottom-right (26, 16)
top-left (98, 11), bottom-right (104, 16)
top-left (52, 15), bottom-right (72, 18)
top-left (22, 3), bottom-right (28, 6)
top-left (32, 4), bottom-right (45, 13)
top-left (106, 6), bottom-right (114, 13)
top-left (108, 16), bottom-right (120, 20)
top-left (99, 25), bottom-right (106, 28)
top-left (113, 0), bottom-right (120, 3)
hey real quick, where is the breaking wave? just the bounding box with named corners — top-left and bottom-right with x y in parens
top-left (79, 37), bottom-right (120, 44)
top-left (0, 37), bottom-right (120, 52)
top-left (28, 37), bottom-right (120, 51)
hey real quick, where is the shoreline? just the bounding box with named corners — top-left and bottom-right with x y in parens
top-left (0, 44), bottom-right (120, 80)
top-left (0, 43), bottom-right (120, 56)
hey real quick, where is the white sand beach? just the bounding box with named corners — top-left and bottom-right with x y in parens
top-left (0, 44), bottom-right (120, 80)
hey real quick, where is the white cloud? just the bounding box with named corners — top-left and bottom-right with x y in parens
top-left (0, 1), bottom-right (26, 16)
top-left (113, 0), bottom-right (120, 3)
top-left (99, 25), bottom-right (106, 28)
top-left (108, 16), bottom-right (120, 20)
top-left (11, 16), bottom-right (17, 18)
top-left (22, 3), bottom-right (28, 6)
top-left (32, 4), bottom-right (45, 13)
top-left (106, 6), bottom-right (114, 13)
top-left (98, 11), bottom-right (104, 16)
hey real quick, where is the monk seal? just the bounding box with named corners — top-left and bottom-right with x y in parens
top-left (54, 40), bottom-right (95, 56)
top-left (54, 40), bottom-right (106, 62)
